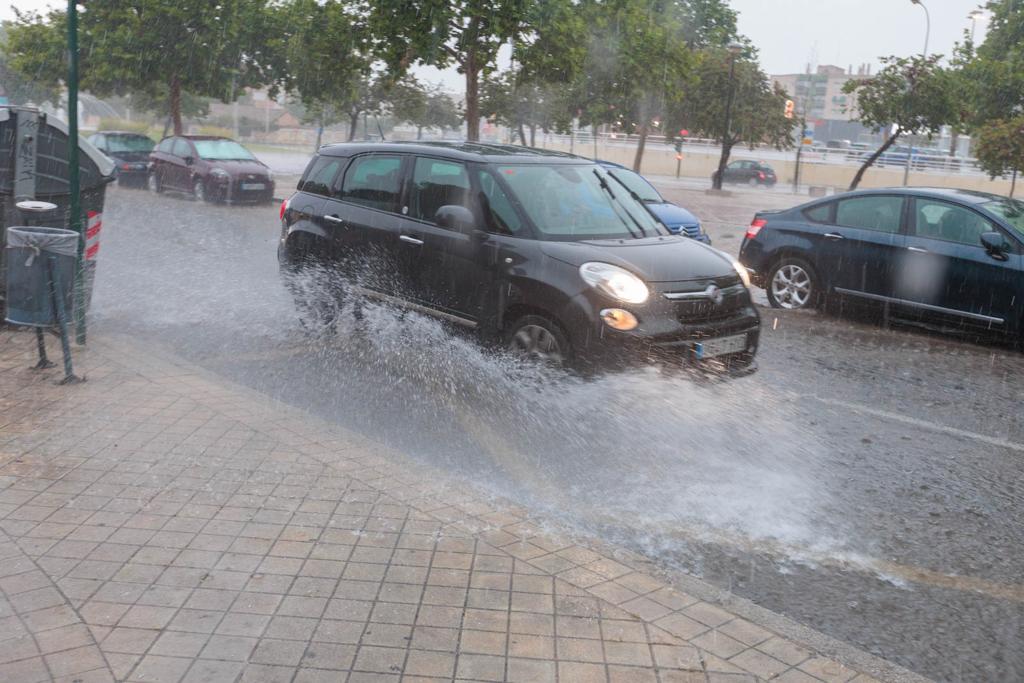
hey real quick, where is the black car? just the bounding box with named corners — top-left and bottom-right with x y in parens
top-left (278, 142), bottom-right (760, 370)
top-left (712, 160), bottom-right (777, 187)
top-left (739, 187), bottom-right (1024, 340)
top-left (86, 131), bottom-right (155, 187)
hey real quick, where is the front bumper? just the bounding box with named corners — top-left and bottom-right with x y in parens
top-left (569, 287), bottom-right (761, 371)
top-left (208, 176), bottom-right (276, 203)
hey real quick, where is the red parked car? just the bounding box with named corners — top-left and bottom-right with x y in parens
top-left (147, 135), bottom-right (274, 203)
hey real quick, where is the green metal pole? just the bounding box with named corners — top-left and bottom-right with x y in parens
top-left (67, 0), bottom-right (85, 344)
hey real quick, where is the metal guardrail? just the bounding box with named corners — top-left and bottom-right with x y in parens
top-left (522, 131), bottom-right (991, 178)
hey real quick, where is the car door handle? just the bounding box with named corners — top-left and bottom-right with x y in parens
top-left (823, 232), bottom-right (844, 240)
top-left (400, 234), bottom-right (424, 246)
top-left (907, 246), bottom-right (929, 253)
top-left (323, 214), bottom-right (344, 224)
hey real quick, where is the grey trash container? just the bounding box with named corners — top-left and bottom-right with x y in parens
top-left (4, 226), bottom-right (79, 327)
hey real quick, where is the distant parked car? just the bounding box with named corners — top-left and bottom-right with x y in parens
top-left (148, 135), bottom-right (274, 203)
top-left (739, 187), bottom-right (1024, 342)
top-left (87, 131), bottom-right (155, 187)
top-left (596, 161), bottom-right (710, 243)
top-left (712, 160), bottom-right (777, 187)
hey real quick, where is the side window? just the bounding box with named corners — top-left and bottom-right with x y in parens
top-left (339, 154), bottom-right (403, 212)
top-left (172, 138), bottom-right (192, 158)
top-left (157, 138), bottom-right (175, 153)
top-left (803, 202), bottom-right (833, 223)
top-left (835, 195), bottom-right (904, 233)
top-left (477, 170), bottom-right (523, 235)
top-left (409, 157), bottom-right (471, 223)
top-left (299, 156), bottom-right (343, 197)
top-left (912, 198), bottom-right (996, 247)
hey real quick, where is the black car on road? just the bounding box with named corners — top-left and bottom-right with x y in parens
top-left (279, 142), bottom-right (760, 370)
top-left (712, 160), bottom-right (777, 187)
top-left (87, 131), bottom-right (155, 187)
top-left (739, 187), bottom-right (1024, 341)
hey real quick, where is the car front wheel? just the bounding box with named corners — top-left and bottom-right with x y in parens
top-left (193, 178), bottom-right (208, 202)
top-left (767, 257), bottom-right (819, 310)
top-left (506, 315), bottom-right (572, 366)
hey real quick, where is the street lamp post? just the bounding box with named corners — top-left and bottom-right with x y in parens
top-left (67, 0), bottom-right (86, 344)
top-left (714, 41), bottom-right (744, 191)
top-left (969, 9), bottom-right (985, 43)
top-left (904, 0), bottom-right (930, 186)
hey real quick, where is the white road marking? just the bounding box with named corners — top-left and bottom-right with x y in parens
top-left (812, 396), bottom-right (1024, 453)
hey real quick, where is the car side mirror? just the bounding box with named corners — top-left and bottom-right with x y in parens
top-left (434, 205), bottom-right (476, 234)
top-left (980, 231), bottom-right (1009, 260)
top-left (183, 156), bottom-right (195, 166)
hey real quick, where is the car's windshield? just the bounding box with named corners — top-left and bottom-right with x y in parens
top-left (605, 168), bottom-right (663, 203)
top-left (981, 199), bottom-right (1024, 237)
top-left (495, 163), bottom-right (665, 241)
top-left (192, 139), bottom-right (255, 161)
top-left (105, 135), bottom-right (154, 153)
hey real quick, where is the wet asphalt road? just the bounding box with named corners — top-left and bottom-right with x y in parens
top-left (86, 182), bottom-right (1023, 682)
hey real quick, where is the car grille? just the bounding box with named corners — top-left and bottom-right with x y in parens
top-left (661, 279), bottom-right (749, 323)
top-left (672, 223), bottom-right (701, 239)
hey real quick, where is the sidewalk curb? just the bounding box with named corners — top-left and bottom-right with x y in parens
top-left (84, 332), bottom-right (930, 683)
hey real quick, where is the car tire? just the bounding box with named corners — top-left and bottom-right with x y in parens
top-left (193, 178), bottom-right (208, 202)
top-left (506, 314), bottom-right (572, 367)
top-left (766, 257), bottom-right (819, 310)
top-left (147, 172), bottom-right (163, 194)
top-left (748, 177), bottom-right (758, 187)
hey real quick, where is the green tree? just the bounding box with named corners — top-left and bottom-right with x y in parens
top-left (841, 55), bottom-right (956, 190)
top-left (279, 0), bottom-right (373, 143)
top-left (677, 48), bottom-right (794, 190)
top-left (571, 0), bottom-right (697, 170)
top-left (0, 24), bottom-right (60, 105)
top-left (416, 85), bottom-right (463, 138)
top-left (368, 0), bottom-right (531, 141)
top-left (5, 1), bottom-right (275, 135)
top-left (480, 70), bottom-right (570, 146)
top-left (975, 116), bottom-right (1024, 195)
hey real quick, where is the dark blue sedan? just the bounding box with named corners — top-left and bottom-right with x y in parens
top-left (739, 187), bottom-right (1024, 340)
top-left (597, 161), bottom-right (710, 243)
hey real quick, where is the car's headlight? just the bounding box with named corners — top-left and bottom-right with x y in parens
top-left (579, 262), bottom-right (649, 304)
top-left (732, 259), bottom-right (751, 288)
top-left (211, 168), bottom-right (229, 179)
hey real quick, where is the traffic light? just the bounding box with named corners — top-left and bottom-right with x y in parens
top-left (784, 100), bottom-right (795, 119)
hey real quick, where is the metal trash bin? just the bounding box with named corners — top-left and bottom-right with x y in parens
top-left (0, 105), bottom-right (114, 319)
top-left (4, 226), bottom-right (78, 326)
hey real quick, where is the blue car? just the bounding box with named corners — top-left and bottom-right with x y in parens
top-left (597, 161), bottom-right (710, 243)
top-left (739, 187), bottom-right (1024, 342)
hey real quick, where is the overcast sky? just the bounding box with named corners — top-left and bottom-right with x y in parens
top-left (2, 0), bottom-right (990, 89)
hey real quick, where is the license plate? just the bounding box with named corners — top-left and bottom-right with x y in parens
top-left (694, 333), bottom-right (747, 360)
top-left (241, 182), bottom-right (265, 190)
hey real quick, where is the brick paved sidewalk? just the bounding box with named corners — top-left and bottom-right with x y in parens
top-left (0, 329), bottom-right (921, 683)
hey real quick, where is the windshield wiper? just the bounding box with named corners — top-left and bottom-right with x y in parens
top-left (592, 169), bottom-right (644, 239)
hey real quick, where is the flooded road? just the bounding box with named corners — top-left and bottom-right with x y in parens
top-left (89, 185), bottom-right (1024, 682)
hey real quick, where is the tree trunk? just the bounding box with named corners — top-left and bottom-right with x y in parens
top-left (713, 138), bottom-right (734, 190)
top-left (633, 125), bottom-right (648, 171)
top-left (417, 125), bottom-right (423, 140)
top-left (529, 124), bottom-right (536, 147)
top-left (517, 122), bottom-right (528, 147)
top-left (314, 116), bottom-right (323, 151)
top-left (169, 75), bottom-right (183, 135)
top-left (465, 50), bottom-right (480, 142)
top-left (949, 130), bottom-right (959, 157)
top-left (348, 112), bottom-right (359, 141)
top-left (849, 131), bottom-right (901, 190)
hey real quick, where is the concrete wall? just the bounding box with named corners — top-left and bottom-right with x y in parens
top-left (542, 140), bottom-right (1017, 196)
